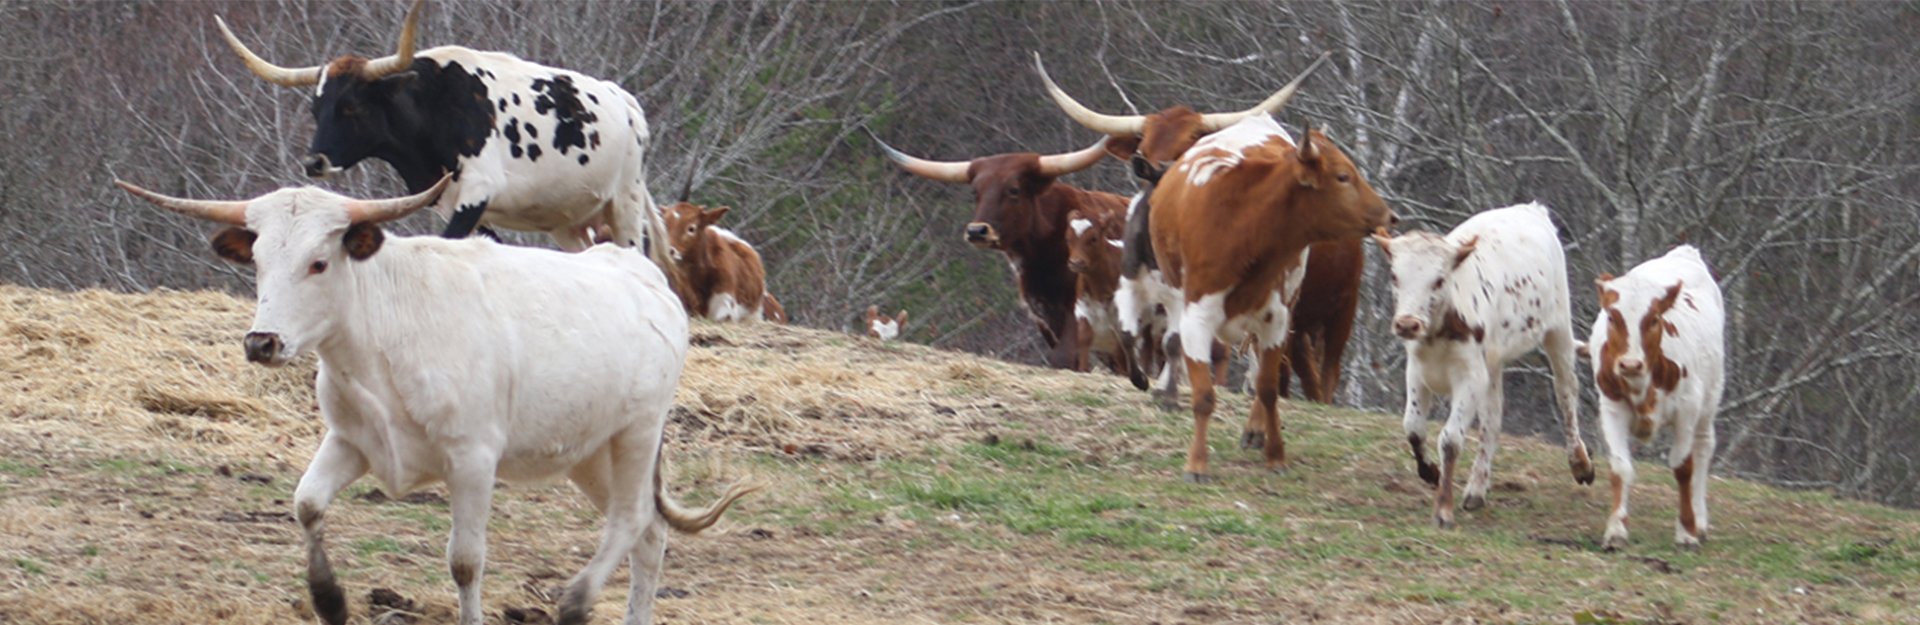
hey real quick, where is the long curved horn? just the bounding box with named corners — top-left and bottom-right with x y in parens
top-left (874, 136), bottom-right (971, 183)
top-left (360, 0), bottom-right (424, 79)
top-left (343, 173), bottom-right (452, 223)
top-left (115, 180), bottom-right (251, 226)
top-left (1197, 51), bottom-right (1332, 132)
top-left (215, 16), bottom-right (323, 87)
top-left (1034, 52), bottom-right (1143, 136)
top-left (1036, 137), bottom-right (1110, 178)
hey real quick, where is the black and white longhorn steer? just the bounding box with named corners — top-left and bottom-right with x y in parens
top-left (217, 0), bottom-right (669, 268)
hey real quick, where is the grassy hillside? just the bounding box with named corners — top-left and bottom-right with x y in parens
top-left (1, 285), bottom-right (1916, 624)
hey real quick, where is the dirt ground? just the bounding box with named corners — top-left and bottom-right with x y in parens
top-left (3, 285), bottom-right (1917, 625)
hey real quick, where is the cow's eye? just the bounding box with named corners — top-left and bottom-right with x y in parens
top-left (309, 260), bottom-right (329, 275)
top-left (1006, 187), bottom-right (1019, 197)
top-left (1337, 173), bottom-right (1351, 183)
top-left (1432, 277), bottom-right (1444, 290)
top-left (340, 104), bottom-right (359, 116)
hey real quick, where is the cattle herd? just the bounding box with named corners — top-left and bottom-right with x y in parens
top-left (103, 2), bottom-right (1727, 624)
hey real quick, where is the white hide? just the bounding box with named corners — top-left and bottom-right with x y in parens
top-left (235, 186), bottom-right (707, 625)
top-left (869, 317), bottom-right (901, 341)
top-left (401, 47), bottom-right (664, 257)
top-left (1588, 245), bottom-right (1724, 549)
top-left (1384, 202), bottom-right (1591, 526)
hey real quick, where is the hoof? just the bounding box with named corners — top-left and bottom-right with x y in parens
top-left (1569, 451), bottom-right (1596, 485)
top-left (1461, 493), bottom-right (1486, 511)
top-left (1155, 396), bottom-right (1181, 413)
top-left (1433, 514), bottom-right (1455, 530)
top-left (1129, 371), bottom-right (1150, 391)
top-left (1240, 430), bottom-right (1265, 450)
top-left (1265, 462), bottom-right (1290, 475)
top-left (1417, 462), bottom-right (1441, 487)
top-left (1602, 534), bottom-right (1629, 552)
top-left (1181, 472), bottom-right (1215, 484)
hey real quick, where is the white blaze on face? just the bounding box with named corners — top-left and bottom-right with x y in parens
top-left (1070, 218), bottom-right (1093, 236)
top-left (869, 317), bottom-right (900, 341)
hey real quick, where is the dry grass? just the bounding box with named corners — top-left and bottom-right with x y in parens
top-left (3, 285), bottom-right (1919, 625)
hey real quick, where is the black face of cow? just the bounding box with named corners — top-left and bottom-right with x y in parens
top-left (964, 154), bottom-right (1051, 251)
top-left (303, 59), bottom-right (493, 192)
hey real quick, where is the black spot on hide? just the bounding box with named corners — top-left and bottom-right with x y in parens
top-left (527, 143), bottom-right (542, 162)
top-left (529, 75), bottom-right (597, 155)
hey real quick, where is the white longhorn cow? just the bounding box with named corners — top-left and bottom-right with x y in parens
top-left (1375, 202), bottom-right (1595, 529)
top-left (115, 177), bottom-right (754, 625)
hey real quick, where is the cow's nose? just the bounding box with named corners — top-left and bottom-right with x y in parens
top-left (243, 332), bottom-right (281, 364)
top-left (964, 223), bottom-right (997, 247)
top-left (1617, 358), bottom-right (1645, 377)
top-left (1393, 316), bottom-right (1424, 340)
top-left (1389, 212), bottom-right (1401, 226)
top-left (302, 154), bottom-right (335, 180)
top-left (1068, 257), bottom-right (1088, 273)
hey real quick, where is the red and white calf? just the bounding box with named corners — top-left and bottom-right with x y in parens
top-left (1375, 202), bottom-right (1595, 528)
top-left (1588, 245), bottom-right (1724, 550)
top-left (662, 202), bottom-right (778, 322)
top-left (864, 305), bottom-right (907, 341)
top-left (1064, 208), bottom-right (1138, 375)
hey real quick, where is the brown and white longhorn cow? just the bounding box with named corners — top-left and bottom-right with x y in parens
top-left (876, 137), bottom-right (1128, 370)
top-left (864, 305), bottom-right (908, 341)
top-left (1042, 54), bottom-right (1395, 482)
top-left (661, 201), bottom-right (780, 323)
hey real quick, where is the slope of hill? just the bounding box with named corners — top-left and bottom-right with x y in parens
top-left (1, 285), bottom-right (1916, 624)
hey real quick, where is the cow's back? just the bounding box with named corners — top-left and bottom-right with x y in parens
top-left (336, 238), bottom-right (687, 484)
top-left (1449, 203), bottom-right (1574, 361)
top-left (419, 47), bottom-right (650, 234)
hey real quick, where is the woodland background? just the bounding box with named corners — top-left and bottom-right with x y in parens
top-left (2, 1), bottom-right (1916, 508)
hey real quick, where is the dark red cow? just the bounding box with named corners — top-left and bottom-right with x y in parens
top-left (876, 138), bottom-right (1128, 369)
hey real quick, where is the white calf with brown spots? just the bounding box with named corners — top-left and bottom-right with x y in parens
top-left (1375, 202), bottom-right (1595, 529)
top-left (1588, 245), bottom-right (1724, 550)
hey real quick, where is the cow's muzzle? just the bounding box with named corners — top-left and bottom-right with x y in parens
top-left (964, 222), bottom-right (999, 248)
top-left (243, 332), bottom-right (283, 365)
top-left (1067, 257), bottom-right (1088, 274)
top-left (1614, 357), bottom-right (1645, 378)
top-left (1392, 316), bottom-right (1425, 340)
top-left (303, 154), bottom-right (342, 180)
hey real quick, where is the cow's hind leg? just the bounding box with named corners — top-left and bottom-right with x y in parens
top-left (293, 436), bottom-right (371, 625)
top-left (559, 427), bottom-right (663, 625)
top-left (1544, 326), bottom-right (1595, 484)
top-left (1182, 354), bottom-right (1218, 483)
top-left (1251, 345), bottom-right (1288, 472)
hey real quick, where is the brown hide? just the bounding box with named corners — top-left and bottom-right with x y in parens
top-left (1277, 239), bottom-right (1364, 403)
top-left (1064, 209), bottom-right (1130, 374)
top-left (662, 202), bottom-right (768, 320)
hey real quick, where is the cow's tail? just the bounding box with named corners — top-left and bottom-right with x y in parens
top-left (639, 188), bottom-right (674, 277)
top-left (653, 444), bottom-right (762, 534)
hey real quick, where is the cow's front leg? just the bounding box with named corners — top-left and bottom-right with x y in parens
top-left (445, 449), bottom-right (501, 625)
top-left (1461, 370), bottom-right (1504, 512)
top-left (1402, 371), bottom-right (1439, 487)
top-left (1433, 387), bottom-right (1479, 529)
top-left (293, 435), bottom-right (370, 625)
top-left (1599, 409), bottom-right (1636, 551)
top-left (441, 200), bottom-right (489, 240)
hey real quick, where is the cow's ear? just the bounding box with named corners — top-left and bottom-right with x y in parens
top-left (375, 70), bottom-right (418, 91)
top-left (1296, 129), bottom-right (1322, 167)
top-left (897, 310), bottom-right (908, 327)
top-left (343, 221), bottom-right (385, 260)
top-left (864, 304), bottom-right (878, 323)
top-left (1128, 154), bottom-right (1164, 184)
top-left (1105, 135), bottom-right (1142, 161)
top-left (700, 206), bottom-right (730, 227)
top-left (210, 228), bottom-right (257, 265)
top-left (1654, 281), bottom-right (1683, 313)
top-left (1452, 236), bottom-right (1479, 268)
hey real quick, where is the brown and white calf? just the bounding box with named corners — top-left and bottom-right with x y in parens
top-left (661, 202), bottom-right (777, 322)
top-left (864, 305), bottom-right (907, 341)
top-left (1064, 208), bottom-right (1136, 375)
top-left (1587, 245), bottom-right (1724, 550)
top-left (1375, 203), bottom-right (1595, 528)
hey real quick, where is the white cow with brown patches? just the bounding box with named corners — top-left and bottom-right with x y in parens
top-left (864, 305), bottom-right (907, 341)
top-left (1588, 245), bottom-right (1724, 550)
top-left (1375, 202), bottom-right (1595, 529)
